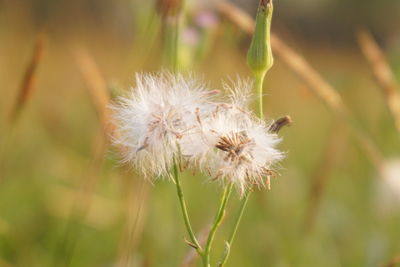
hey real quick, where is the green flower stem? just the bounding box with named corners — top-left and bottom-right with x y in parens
top-left (219, 60), bottom-right (264, 266)
top-left (203, 183), bottom-right (234, 267)
top-left (255, 72), bottom-right (266, 118)
top-left (218, 2), bottom-right (270, 260)
top-left (172, 158), bottom-right (202, 251)
top-left (165, 16), bottom-right (180, 72)
top-left (218, 192), bottom-right (250, 266)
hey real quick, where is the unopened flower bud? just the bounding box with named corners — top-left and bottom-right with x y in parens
top-left (246, 0), bottom-right (274, 76)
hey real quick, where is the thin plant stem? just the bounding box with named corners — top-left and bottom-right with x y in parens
top-left (203, 183), bottom-right (234, 266)
top-left (254, 72), bottom-right (266, 118)
top-left (165, 16), bottom-right (180, 72)
top-left (218, 192), bottom-right (250, 267)
top-left (217, 11), bottom-right (269, 261)
top-left (216, 59), bottom-right (265, 267)
top-left (356, 29), bottom-right (400, 134)
top-left (172, 157), bottom-right (202, 252)
top-left (74, 46), bottom-right (112, 136)
top-left (9, 33), bottom-right (46, 123)
top-left (181, 222), bottom-right (211, 267)
top-left (163, 0), bottom-right (204, 261)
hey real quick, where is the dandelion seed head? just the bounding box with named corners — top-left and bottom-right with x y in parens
top-left (190, 96), bottom-right (284, 195)
top-left (111, 73), bottom-right (285, 191)
top-left (222, 78), bottom-right (254, 110)
top-left (111, 72), bottom-right (214, 178)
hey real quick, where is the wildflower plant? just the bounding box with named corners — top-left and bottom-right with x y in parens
top-left (111, 0), bottom-right (286, 266)
top-left (111, 71), bottom-right (284, 263)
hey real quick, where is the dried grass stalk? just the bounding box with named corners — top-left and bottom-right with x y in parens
top-left (74, 46), bottom-right (113, 137)
top-left (357, 29), bottom-right (400, 134)
top-left (10, 33), bottom-right (46, 122)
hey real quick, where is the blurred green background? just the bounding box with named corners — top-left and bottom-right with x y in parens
top-left (1, 0), bottom-right (400, 266)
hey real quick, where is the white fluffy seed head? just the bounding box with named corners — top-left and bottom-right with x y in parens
top-left (111, 74), bottom-right (285, 193)
top-left (198, 109), bottom-right (283, 195)
top-left (183, 79), bottom-right (284, 195)
top-left (110, 72), bottom-right (214, 178)
top-left (222, 77), bottom-right (254, 110)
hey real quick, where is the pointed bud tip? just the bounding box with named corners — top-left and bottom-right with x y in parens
top-left (246, 0), bottom-right (274, 75)
top-left (260, 0), bottom-right (273, 9)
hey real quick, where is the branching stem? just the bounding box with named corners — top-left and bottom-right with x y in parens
top-left (218, 192), bottom-right (250, 266)
top-left (203, 183), bottom-right (234, 267)
top-left (172, 158), bottom-right (202, 252)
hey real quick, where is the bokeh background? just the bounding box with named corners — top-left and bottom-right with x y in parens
top-left (1, 0), bottom-right (400, 266)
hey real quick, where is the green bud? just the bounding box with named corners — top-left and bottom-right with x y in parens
top-left (247, 0), bottom-right (274, 76)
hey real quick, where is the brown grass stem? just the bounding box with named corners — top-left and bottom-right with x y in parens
top-left (356, 29), bottom-right (400, 134)
top-left (1, 34), bottom-right (46, 181)
top-left (9, 33), bottom-right (46, 123)
top-left (74, 48), bottom-right (150, 265)
top-left (61, 49), bottom-right (116, 265)
top-left (74, 46), bottom-right (113, 137)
